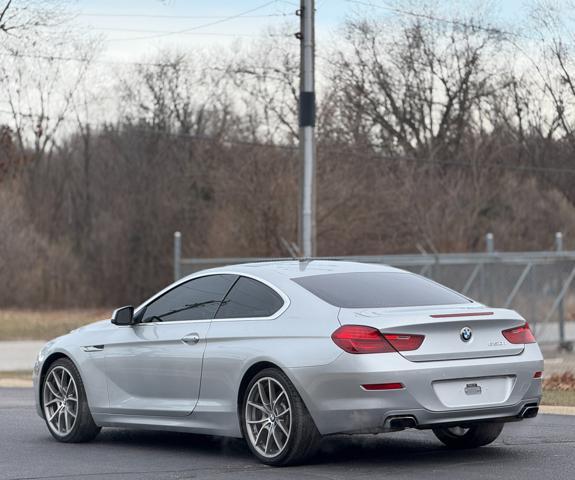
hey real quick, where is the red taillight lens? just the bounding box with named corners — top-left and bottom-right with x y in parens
top-left (331, 325), bottom-right (424, 354)
top-left (502, 323), bottom-right (536, 344)
top-left (383, 334), bottom-right (425, 351)
top-left (533, 371), bottom-right (543, 379)
top-left (331, 325), bottom-right (395, 354)
top-left (362, 382), bottom-right (405, 391)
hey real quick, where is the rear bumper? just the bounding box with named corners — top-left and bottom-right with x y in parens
top-left (287, 344), bottom-right (543, 435)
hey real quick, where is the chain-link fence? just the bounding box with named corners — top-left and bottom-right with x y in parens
top-left (173, 232), bottom-right (575, 348)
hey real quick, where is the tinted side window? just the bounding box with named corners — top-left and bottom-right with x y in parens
top-left (215, 277), bottom-right (284, 319)
top-left (292, 272), bottom-right (470, 308)
top-left (143, 274), bottom-right (237, 322)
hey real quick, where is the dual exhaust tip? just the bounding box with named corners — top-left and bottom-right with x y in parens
top-left (385, 405), bottom-right (538, 431)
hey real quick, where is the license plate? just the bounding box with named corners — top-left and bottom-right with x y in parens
top-left (432, 376), bottom-right (515, 408)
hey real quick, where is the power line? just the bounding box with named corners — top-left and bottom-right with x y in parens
top-left (76, 12), bottom-right (291, 19)
top-left (88, 28), bottom-right (282, 38)
top-left (0, 51), bottom-right (279, 69)
top-left (345, 0), bottom-right (526, 39)
top-left (107, 1), bottom-right (283, 42)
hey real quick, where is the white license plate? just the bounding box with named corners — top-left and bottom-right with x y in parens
top-left (432, 376), bottom-right (516, 408)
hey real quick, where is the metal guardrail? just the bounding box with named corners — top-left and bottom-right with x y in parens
top-left (173, 232), bottom-right (575, 349)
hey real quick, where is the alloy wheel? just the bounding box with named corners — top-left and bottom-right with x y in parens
top-left (43, 366), bottom-right (79, 437)
top-left (245, 376), bottom-right (292, 458)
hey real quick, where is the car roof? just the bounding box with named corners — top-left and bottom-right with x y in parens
top-left (187, 260), bottom-right (404, 282)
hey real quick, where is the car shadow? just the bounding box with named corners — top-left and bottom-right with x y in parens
top-left (93, 428), bottom-right (519, 467)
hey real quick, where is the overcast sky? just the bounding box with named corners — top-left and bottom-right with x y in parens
top-left (73, 0), bottom-right (532, 62)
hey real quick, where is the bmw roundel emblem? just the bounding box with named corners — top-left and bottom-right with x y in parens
top-left (460, 327), bottom-right (473, 342)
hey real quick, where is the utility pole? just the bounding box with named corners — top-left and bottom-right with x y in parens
top-left (297, 0), bottom-right (316, 258)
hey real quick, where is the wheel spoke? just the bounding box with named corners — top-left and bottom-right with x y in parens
top-left (52, 372), bottom-right (62, 394)
top-left (44, 398), bottom-right (60, 407)
top-left (272, 390), bottom-right (285, 409)
top-left (57, 408), bottom-right (65, 433)
top-left (268, 379), bottom-right (274, 407)
top-left (48, 405), bottom-right (61, 422)
top-left (254, 423), bottom-right (267, 446)
top-left (66, 407), bottom-right (77, 419)
top-left (64, 409), bottom-right (70, 432)
top-left (257, 382), bottom-right (269, 408)
top-left (247, 418), bottom-right (268, 424)
top-left (276, 407), bottom-right (290, 418)
top-left (60, 370), bottom-right (67, 395)
top-left (264, 425), bottom-right (272, 454)
top-left (276, 419), bottom-right (289, 437)
top-left (46, 380), bottom-right (61, 399)
top-left (247, 401), bottom-right (267, 414)
top-left (272, 425), bottom-right (283, 450)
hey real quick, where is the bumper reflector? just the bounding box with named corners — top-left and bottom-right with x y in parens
top-left (533, 371), bottom-right (543, 379)
top-left (362, 382), bottom-right (405, 391)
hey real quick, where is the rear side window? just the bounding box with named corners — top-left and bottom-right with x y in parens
top-left (292, 272), bottom-right (470, 308)
top-left (215, 276), bottom-right (284, 319)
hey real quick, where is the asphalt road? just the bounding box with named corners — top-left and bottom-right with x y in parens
top-left (1, 388), bottom-right (574, 480)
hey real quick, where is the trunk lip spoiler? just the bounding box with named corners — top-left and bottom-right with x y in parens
top-left (430, 311), bottom-right (494, 318)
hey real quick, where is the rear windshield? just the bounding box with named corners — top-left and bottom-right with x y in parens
top-left (292, 272), bottom-right (471, 308)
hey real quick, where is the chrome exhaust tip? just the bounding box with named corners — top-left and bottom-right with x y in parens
top-left (386, 415), bottom-right (418, 430)
top-left (520, 405), bottom-right (539, 419)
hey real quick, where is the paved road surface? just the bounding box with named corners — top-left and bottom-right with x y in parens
top-left (1, 388), bottom-right (574, 480)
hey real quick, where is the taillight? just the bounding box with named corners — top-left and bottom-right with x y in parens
top-left (331, 325), bottom-right (424, 354)
top-left (502, 323), bottom-right (536, 344)
top-left (383, 334), bottom-right (425, 351)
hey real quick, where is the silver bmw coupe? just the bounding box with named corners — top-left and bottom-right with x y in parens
top-left (33, 260), bottom-right (543, 466)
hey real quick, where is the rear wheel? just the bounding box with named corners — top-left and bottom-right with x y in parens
top-left (433, 422), bottom-right (504, 449)
top-left (42, 358), bottom-right (101, 443)
top-left (240, 368), bottom-right (321, 466)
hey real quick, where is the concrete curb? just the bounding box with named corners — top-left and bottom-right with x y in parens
top-left (539, 405), bottom-right (575, 416)
top-left (0, 378), bottom-right (33, 388)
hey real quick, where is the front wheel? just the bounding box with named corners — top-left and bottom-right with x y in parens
top-left (241, 368), bottom-right (321, 466)
top-left (433, 422), bottom-right (504, 449)
top-left (42, 358), bottom-right (101, 443)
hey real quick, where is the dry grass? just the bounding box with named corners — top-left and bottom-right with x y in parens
top-left (0, 309), bottom-right (111, 341)
top-left (0, 370), bottom-right (32, 380)
top-left (542, 390), bottom-right (575, 407)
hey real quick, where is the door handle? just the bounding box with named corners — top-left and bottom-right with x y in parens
top-left (182, 333), bottom-right (200, 345)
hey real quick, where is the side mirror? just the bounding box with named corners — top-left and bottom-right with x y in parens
top-left (111, 306), bottom-right (135, 326)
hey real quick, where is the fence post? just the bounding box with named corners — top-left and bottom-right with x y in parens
top-left (174, 231), bottom-right (182, 282)
top-left (486, 233), bottom-right (494, 254)
top-left (484, 233), bottom-right (494, 305)
top-left (556, 232), bottom-right (566, 350)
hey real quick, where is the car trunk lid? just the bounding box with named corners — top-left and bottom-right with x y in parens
top-left (338, 305), bottom-right (526, 361)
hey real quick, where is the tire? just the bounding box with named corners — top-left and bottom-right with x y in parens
top-left (433, 422), bottom-right (504, 449)
top-left (240, 367), bottom-right (321, 466)
top-left (41, 358), bottom-right (101, 443)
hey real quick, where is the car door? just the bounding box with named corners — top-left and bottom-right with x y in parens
top-left (200, 276), bottom-right (287, 428)
top-left (104, 274), bottom-right (237, 417)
